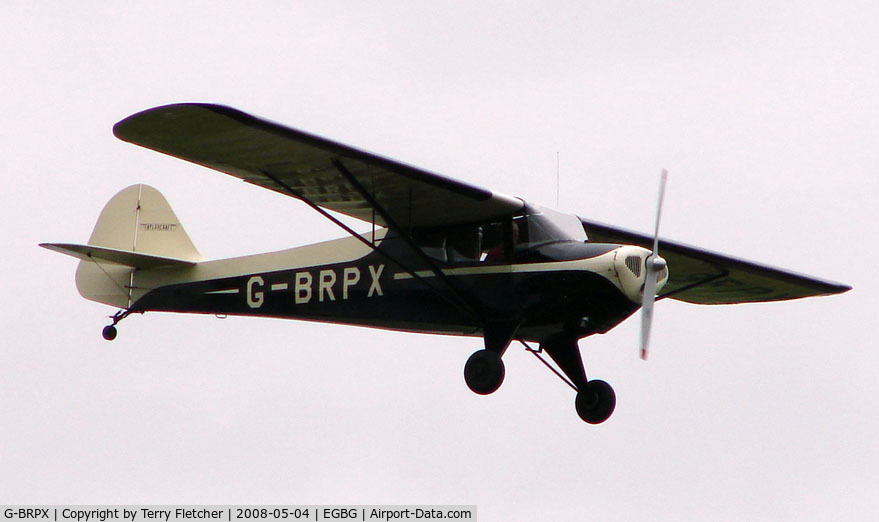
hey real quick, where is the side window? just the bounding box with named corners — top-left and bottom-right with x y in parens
top-left (479, 221), bottom-right (505, 263)
top-left (447, 226), bottom-right (481, 264)
top-left (512, 216), bottom-right (529, 247)
top-left (411, 228), bottom-right (447, 263)
top-left (412, 218), bottom-right (523, 266)
top-left (447, 220), bottom-right (516, 265)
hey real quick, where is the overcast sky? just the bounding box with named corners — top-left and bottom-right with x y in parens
top-left (2, 2), bottom-right (876, 520)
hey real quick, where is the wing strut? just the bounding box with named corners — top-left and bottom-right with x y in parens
top-left (331, 159), bottom-right (487, 323)
top-left (259, 168), bottom-right (485, 324)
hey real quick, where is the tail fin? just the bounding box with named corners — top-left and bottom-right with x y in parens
top-left (86, 184), bottom-right (201, 260)
top-left (41, 184), bottom-right (202, 308)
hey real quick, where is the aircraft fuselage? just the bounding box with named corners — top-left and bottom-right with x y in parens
top-left (130, 229), bottom-right (654, 344)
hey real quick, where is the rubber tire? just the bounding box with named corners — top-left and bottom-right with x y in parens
top-left (464, 349), bottom-right (505, 395)
top-left (575, 379), bottom-right (616, 424)
top-left (102, 325), bottom-right (117, 341)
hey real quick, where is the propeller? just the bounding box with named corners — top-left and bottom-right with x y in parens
top-left (640, 169), bottom-right (668, 360)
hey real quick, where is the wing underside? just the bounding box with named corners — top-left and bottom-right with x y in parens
top-left (113, 103), bottom-right (523, 229)
top-left (112, 103), bottom-right (849, 305)
top-left (582, 219), bottom-right (851, 304)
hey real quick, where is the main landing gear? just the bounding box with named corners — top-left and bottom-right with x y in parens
top-left (463, 331), bottom-right (616, 424)
top-left (464, 349), bottom-right (505, 395)
top-left (463, 322), bottom-right (520, 395)
top-left (574, 379), bottom-right (615, 425)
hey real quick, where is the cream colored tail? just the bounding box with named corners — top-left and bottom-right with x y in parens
top-left (41, 184), bottom-right (202, 308)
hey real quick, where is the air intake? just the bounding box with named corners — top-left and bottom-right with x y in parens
top-left (625, 255), bottom-right (642, 277)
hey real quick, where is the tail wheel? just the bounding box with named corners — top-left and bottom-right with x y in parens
top-left (102, 325), bottom-right (118, 341)
top-left (464, 349), bottom-right (505, 395)
top-left (575, 379), bottom-right (616, 424)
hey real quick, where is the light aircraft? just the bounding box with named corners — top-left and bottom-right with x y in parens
top-left (41, 103), bottom-right (851, 424)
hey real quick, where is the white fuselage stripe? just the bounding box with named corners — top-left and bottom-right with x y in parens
top-left (392, 253), bottom-right (620, 280)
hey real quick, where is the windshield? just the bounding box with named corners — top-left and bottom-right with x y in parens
top-left (513, 205), bottom-right (587, 249)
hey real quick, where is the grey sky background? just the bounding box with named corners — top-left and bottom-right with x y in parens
top-left (2, 2), bottom-right (876, 520)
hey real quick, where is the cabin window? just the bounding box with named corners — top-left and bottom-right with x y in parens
top-left (412, 221), bottom-right (506, 266)
top-left (446, 226), bottom-right (480, 263)
top-left (410, 206), bottom-right (586, 266)
top-left (411, 228), bottom-right (448, 263)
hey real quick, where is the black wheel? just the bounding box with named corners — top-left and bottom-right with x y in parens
top-left (575, 379), bottom-right (616, 424)
top-left (102, 325), bottom-right (117, 341)
top-left (464, 349), bottom-right (505, 395)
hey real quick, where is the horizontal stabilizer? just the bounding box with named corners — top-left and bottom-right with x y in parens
top-left (40, 243), bottom-right (197, 269)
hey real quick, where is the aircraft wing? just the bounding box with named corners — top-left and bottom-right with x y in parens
top-left (581, 219), bottom-right (851, 304)
top-left (113, 103), bottom-right (524, 228)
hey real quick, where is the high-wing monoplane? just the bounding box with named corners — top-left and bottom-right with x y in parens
top-left (42, 104), bottom-right (850, 424)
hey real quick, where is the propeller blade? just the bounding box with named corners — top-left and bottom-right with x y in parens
top-left (640, 263), bottom-right (658, 359)
top-left (640, 169), bottom-right (668, 360)
top-left (651, 169), bottom-right (668, 254)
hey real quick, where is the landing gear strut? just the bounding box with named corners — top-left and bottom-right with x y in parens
top-left (538, 335), bottom-right (616, 424)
